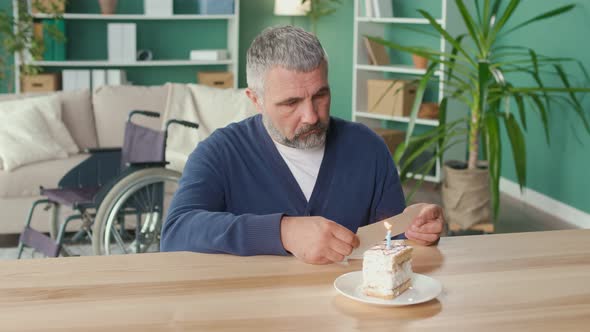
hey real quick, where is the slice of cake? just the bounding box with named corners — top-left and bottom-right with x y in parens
top-left (362, 242), bottom-right (413, 299)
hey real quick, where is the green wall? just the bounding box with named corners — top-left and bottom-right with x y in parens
top-left (497, 1), bottom-right (590, 214)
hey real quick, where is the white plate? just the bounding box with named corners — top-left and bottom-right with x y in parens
top-left (334, 271), bottom-right (442, 306)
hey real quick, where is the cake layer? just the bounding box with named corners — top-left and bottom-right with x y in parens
top-left (362, 259), bottom-right (413, 290)
top-left (363, 279), bottom-right (412, 300)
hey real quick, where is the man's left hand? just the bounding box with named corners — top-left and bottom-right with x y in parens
top-left (404, 204), bottom-right (444, 246)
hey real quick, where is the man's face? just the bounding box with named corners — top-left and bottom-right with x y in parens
top-left (247, 62), bottom-right (331, 149)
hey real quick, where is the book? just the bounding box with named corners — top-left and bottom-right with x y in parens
top-left (62, 70), bottom-right (90, 90)
top-left (92, 69), bottom-right (106, 90)
top-left (53, 19), bottom-right (66, 61)
top-left (144, 0), bottom-right (173, 16)
top-left (107, 69), bottom-right (127, 86)
top-left (108, 24), bottom-right (137, 63)
top-left (62, 70), bottom-right (76, 91)
top-left (189, 49), bottom-right (229, 61)
top-left (364, 37), bottom-right (390, 66)
top-left (108, 23), bottom-right (123, 62)
top-left (42, 21), bottom-right (54, 61)
top-left (122, 23), bottom-right (137, 63)
top-left (33, 23), bottom-right (44, 56)
top-left (76, 70), bottom-right (91, 90)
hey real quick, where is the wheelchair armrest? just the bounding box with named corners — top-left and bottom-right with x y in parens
top-left (126, 161), bottom-right (170, 168)
top-left (84, 147), bottom-right (122, 154)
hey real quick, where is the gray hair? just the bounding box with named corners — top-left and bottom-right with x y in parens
top-left (246, 26), bottom-right (328, 97)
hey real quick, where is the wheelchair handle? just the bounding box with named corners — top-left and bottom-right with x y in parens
top-left (128, 110), bottom-right (161, 121)
top-left (165, 119), bottom-right (199, 130)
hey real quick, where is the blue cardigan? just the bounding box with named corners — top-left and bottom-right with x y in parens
top-left (161, 115), bottom-right (406, 255)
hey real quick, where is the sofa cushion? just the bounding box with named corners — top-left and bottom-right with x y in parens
top-left (92, 85), bottom-right (168, 147)
top-left (0, 90), bottom-right (98, 150)
top-left (0, 107), bottom-right (68, 171)
top-left (58, 90), bottom-right (98, 150)
top-left (0, 94), bottom-right (79, 154)
top-left (0, 154), bottom-right (89, 198)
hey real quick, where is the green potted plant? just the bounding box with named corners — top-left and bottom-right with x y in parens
top-left (369, 0), bottom-right (590, 229)
top-left (0, 0), bottom-right (65, 92)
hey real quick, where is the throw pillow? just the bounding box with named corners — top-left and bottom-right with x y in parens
top-left (0, 107), bottom-right (68, 171)
top-left (0, 94), bottom-right (79, 154)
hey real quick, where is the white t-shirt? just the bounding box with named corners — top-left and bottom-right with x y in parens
top-left (274, 142), bottom-right (325, 201)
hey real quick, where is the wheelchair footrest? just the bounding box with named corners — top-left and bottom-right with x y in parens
top-left (19, 227), bottom-right (60, 257)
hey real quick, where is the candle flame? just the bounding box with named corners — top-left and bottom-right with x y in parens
top-left (384, 221), bottom-right (392, 230)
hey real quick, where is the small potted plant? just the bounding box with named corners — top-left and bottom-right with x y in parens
top-left (0, 0), bottom-right (65, 92)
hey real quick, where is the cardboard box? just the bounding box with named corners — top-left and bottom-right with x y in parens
top-left (367, 80), bottom-right (416, 117)
top-left (21, 73), bottom-right (60, 93)
top-left (31, 0), bottom-right (65, 14)
top-left (370, 128), bottom-right (405, 156)
top-left (418, 102), bottom-right (440, 119)
top-left (198, 72), bottom-right (234, 89)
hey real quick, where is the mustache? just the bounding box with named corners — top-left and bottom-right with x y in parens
top-left (293, 122), bottom-right (328, 139)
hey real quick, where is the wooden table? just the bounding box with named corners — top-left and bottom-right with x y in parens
top-left (0, 229), bottom-right (589, 331)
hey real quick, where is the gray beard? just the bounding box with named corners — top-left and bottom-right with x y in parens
top-left (262, 114), bottom-right (328, 150)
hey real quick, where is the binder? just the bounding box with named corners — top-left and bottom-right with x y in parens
top-left (108, 23), bottom-right (123, 62)
top-left (92, 69), bottom-right (107, 89)
top-left (122, 24), bottom-right (137, 63)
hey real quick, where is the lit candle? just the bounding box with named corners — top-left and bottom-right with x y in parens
top-left (384, 221), bottom-right (392, 249)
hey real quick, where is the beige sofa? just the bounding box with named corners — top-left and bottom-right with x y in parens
top-left (0, 85), bottom-right (170, 234)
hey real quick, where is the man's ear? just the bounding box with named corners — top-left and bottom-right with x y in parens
top-left (245, 88), bottom-right (263, 114)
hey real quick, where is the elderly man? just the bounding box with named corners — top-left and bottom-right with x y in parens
top-left (161, 26), bottom-right (443, 264)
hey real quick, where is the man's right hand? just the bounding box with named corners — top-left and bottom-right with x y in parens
top-left (280, 216), bottom-right (360, 265)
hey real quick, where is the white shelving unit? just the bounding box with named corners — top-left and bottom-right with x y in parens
top-left (352, 0), bottom-right (447, 183)
top-left (13, 0), bottom-right (240, 92)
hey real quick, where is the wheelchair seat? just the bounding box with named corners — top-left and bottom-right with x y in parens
top-left (41, 187), bottom-right (100, 209)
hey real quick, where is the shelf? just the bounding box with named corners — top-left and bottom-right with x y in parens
top-left (356, 64), bottom-right (442, 76)
top-left (32, 13), bottom-right (236, 20)
top-left (356, 17), bottom-right (443, 25)
top-left (355, 111), bottom-right (440, 126)
top-left (28, 60), bottom-right (234, 67)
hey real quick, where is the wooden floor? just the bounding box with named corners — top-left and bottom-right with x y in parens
top-left (405, 181), bottom-right (577, 235)
top-left (0, 182), bottom-right (575, 248)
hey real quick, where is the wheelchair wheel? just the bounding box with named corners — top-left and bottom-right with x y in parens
top-left (92, 167), bottom-right (181, 255)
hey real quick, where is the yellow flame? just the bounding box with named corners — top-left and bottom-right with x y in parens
top-left (384, 221), bottom-right (392, 230)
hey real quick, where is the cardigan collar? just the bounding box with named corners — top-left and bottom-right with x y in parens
top-left (254, 114), bottom-right (338, 215)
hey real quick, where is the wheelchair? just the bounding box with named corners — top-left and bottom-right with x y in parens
top-left (17, 110), bottom-right (198, 258)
